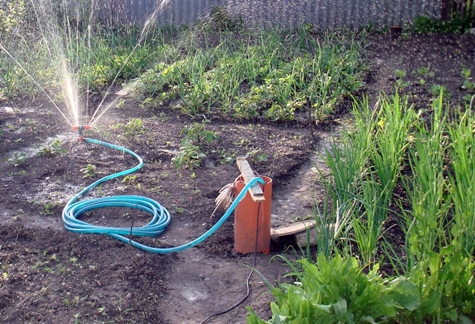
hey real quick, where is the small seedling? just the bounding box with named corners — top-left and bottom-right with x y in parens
top-left (38, 139), bottom-right (66, 156)
top-left (81, 164), bottom-right (96, 179)
top-left (8, 152), bottom-right (26, 167)
top-left (122, 175), bottom-right (136, 183)
top-left (461, 68), bottom-right (474, 92)
top-left (430, 84), bottom-right (451, 99)
top-left (13, 208), bottom-right (24, 220)
top-left (416, 65), bottom-right (434, 86)
top-left (123, 118), bottom-right (146, 137)
top-left (173, 121), bottom-right (219, 169)
top-left (394, 69), bottom-right (410, 89)
top-left (42, 202), bottom-right (56, 216)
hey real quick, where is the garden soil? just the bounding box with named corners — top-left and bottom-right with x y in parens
top-left (1, 32), bottom-right (474, 323)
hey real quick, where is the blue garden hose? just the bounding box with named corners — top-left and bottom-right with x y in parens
top-left (62, 137), bottom-right (265, 254)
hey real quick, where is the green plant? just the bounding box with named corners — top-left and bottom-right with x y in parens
top-left (38, 139), bottom-right (67, 156)
top-left (122, 175), bottom-right (136, 184)
top-left (42, 202), bottom-right (57, 216)
top-left (259, 89), bottom-right (475, 323)
top-left (0, 0), bottom-right (26, 34)
top-left (414, 14), bottom-right (474, 34)
top-left (416, 65), bottom-right (434, 86)
top-left (122, 118), bottom-right (146, 138)
top-left (7, 152), bottom-right (26, 166)
top-left (461, 67), bottom-right (474, 92)
top-left (248, 254), bottom-right (420, 323)
top-left (394, 69), bottom-right (410, 89)
top-left (81, 164), bottom-right (96, 179)
top-left (173, 121), bottom-right (219, 169)
top-left (430, 84), bottom-right (451, 99)
top-left (199, 6), bottom-right (243, 32)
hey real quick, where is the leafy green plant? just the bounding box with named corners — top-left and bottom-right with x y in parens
top-left (0, 0), bottom-right (26, 34)
top-left (416, 65), bottom-right (434, 86)
top-left (461, 67), bottom-right (474, 92)
top-left (81, 164), bottom-right (96, 179)
top-left (259, 89), bottom-right (475, 323)
top-left (7, 152), bottom-right (26, 167)
top-left (122, 118), bottom-right (146, 137)
top-left (248, 254), bottom-right (420, 323)
top-left (173, 121), bottom-right (219, 169)
top-left (414, 14), bottom-right (474, 34)
top-left (394, 69), bottom-right (410, 89)
top-left (199, 6), bottom-right (243, 32)
top-left (41, 202), bottom-right (56, 216)
top-left (38, 139), bottom-right (66, 156)
top-left (430, 84), bottom-right (451, 99)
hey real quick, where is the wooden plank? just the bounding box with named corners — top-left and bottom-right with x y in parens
top-left (270, 220), bottom-right (316, 238)
top-left (236, 157), bottom-right (265, 202)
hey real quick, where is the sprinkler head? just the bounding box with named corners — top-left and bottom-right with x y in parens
top-left (72, 125), bottom-right (91, 141)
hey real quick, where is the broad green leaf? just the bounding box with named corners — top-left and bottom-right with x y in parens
top-left (424, 290), bottom-right (441, 314)
top-left (333, 299), bottom-right (348, 318)
top-left (458, 314), bottom-right (474, 324)
top-left (314, 303), bottom-right (332, 314)
top-left (360, 315), bottom-right (377, 324)
top-left (388, 277), bottom-right (421, 311)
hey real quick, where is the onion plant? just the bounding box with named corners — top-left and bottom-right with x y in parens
top-left (259, 90), bottom-right (475, 323)
top-left (447, 110), bottom-right (475, 256)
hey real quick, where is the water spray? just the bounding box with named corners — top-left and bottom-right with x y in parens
top-left (72, 125), bottom-right (91, 141)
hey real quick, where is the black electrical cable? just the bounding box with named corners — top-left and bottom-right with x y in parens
top-left (199, 183), bottom-right (266, 324)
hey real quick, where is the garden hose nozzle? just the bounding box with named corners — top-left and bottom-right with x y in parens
top-left (72, 125), bottom-right (91, 141)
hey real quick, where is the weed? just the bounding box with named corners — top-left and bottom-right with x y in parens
top-left (41, 202), bottom-right (57, 216)
top-left (38, 139), bottom-right (67, 156)
top-left (7, 152), bottom-right (26, 167)
top-left (122, 175), bottom-right (136, 183)
top-left (123, 118), bottom-right (146, 137)
top-left (414, 14), bottom-right (474, 34)
top-left (461, 67), bottom-right (474, 92)
top-left (81, 164), bottom-right (96, 179)
top-left (395, 69), bottom-right (410, 89)
top-left (416, 64), bottom-right (434, 86)
top-left (430, 84), bottom-right (451, 99)
top-left (13, 208), bottom-right (24, 220)
top-left (173, 121), bottom-right (219, 169)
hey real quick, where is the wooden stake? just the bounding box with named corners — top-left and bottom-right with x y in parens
top-left (236, 157), bottom-right (265, 202)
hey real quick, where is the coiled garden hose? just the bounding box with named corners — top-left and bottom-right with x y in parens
top-left (62, 137), bottom-right (265, 254)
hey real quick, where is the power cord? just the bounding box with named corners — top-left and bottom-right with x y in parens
top-left (200, 184), bottom-right (265, 324)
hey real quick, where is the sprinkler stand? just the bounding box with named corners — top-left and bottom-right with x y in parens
top-left (234, 158), bottom-right (272, 254)
top-left (72, 125), bottom-right (91, 141)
